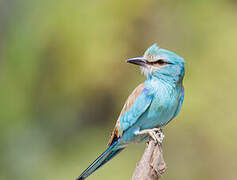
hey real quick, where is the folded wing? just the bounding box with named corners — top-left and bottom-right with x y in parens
top-left (108, 83), bottom-right (153, 146)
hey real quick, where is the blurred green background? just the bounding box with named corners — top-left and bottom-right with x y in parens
top-left (1, 0), bottom-right (237, 179)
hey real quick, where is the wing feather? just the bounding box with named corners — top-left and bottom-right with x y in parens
top-left (108, 83), bottom-right (152, 146)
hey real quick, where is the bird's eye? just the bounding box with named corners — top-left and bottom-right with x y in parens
top-left (147, 59), bottom-right (169, 66)
top-left (154, 59), bottom-right (167, 66)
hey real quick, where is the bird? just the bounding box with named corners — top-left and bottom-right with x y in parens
top-left (77, 43), bottom-right (185, 180)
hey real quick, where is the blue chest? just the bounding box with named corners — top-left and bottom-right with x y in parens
top-left (139, 80), bottom-right (182, 129)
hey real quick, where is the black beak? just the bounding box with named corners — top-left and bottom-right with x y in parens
top-left (126, 57), bottom-right (147, 66)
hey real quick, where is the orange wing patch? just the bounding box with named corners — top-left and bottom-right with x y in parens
top-left (108, 83), bottom-right (145, 146)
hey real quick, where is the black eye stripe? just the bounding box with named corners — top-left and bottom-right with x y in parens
top-left (156, 59), bottom-right (166, 65)
top-left (147, 59), bottom-right (171, 65)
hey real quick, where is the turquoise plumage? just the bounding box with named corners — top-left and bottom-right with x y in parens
top-left (77, 44), bottom-right (185, 180)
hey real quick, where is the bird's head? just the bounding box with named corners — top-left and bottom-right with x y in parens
top-left (127, 44), bottom-right (185, 82)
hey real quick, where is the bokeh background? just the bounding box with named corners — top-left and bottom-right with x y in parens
top-left (1, 0), bottom-right (237, 179)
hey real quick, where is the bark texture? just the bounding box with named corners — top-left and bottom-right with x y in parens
top-left (132, 137), bottom-right (167, 180)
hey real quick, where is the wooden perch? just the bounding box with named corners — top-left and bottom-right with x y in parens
top-left (132, 135), bottom-right (167, 180)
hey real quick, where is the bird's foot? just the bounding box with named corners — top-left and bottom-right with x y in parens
top-left (137, 128), bottom-right (165, 144)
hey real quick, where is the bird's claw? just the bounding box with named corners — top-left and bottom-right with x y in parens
top-left (148, 128), bottom-right (165, 144)
top-left (138, 128), bottom-right (165, 144)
